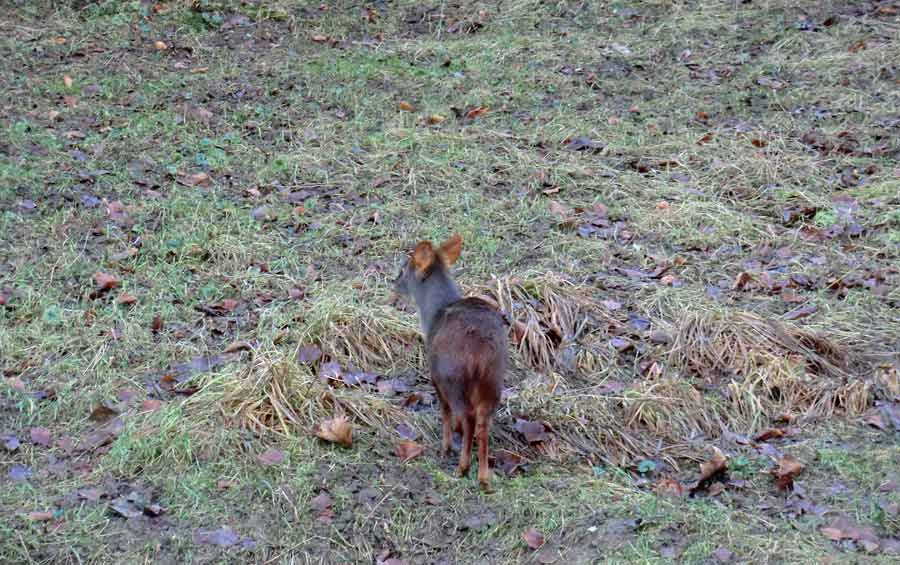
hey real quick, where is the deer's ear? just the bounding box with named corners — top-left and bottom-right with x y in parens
top-left (412, 241), bottom-right (436, 274)
top-left (438, 234), bottom-right (462, 266)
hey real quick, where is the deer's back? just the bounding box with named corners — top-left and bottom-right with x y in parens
top-left (427, 298), bottom-right (506, 415)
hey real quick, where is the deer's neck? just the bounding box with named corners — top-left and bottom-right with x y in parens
top-left (413, 268), bottom-right (461, 337)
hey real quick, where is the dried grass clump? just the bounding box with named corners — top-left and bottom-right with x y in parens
top-left (218, 347), bottom-right (409, 438)
top-left (194, 278), bottom-right (880, 468)
top-left (501, 379), bottom-right (707, 469)
top-left (299, 293), bottom-right (422, 370)
top-left (475, 273), bottom-right (615, 374)
top-left (669, 310), bottom-right (870, 423)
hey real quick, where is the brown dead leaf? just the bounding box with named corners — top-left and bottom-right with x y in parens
top-left (732, 272), bottom-right (753, 290)
top-left (523, 527), bottom-right (545, 549)
top-left (216, 479), bottom-right (237, 491)
top-left (712, 546), bottom-right (734, 562)
top-left (783, 304), bottom-right (817, 321)
top-left (820, 515), bottom-right (880, 552)
top-left (28, 511), bottom-right (54, 522)
top-left (513, 419), bottom-right (550, 443)
top-left (311, 34), bottom-right (329, 43)
top-left (548, 200), bottom-right (573, 221)
top-left (495, 450), bottom-right (525, 475)
top-left (315, 416), bottom-right (352, 447)
top-left (754, 428), bottom-right (785, 442)
top-left (691, 448), bottom-right (728, 494)
top-left (423, 114), bottom-right (445, 125)
top-left (140, 399), bottom-right (162, 413)
top-left (93, 272), bottom-right (120, 292)
top-left (116, 293), bottom-right (137, 305)
top-left (151, 315), bottom-right (164, 332)
top-left (223, 340), bottom-right (252, 354)
top-left (63, 74), bottom-right (73, 88)
top-left (699, 449), bottom-right (728, 482)
top-left (257, 447), bottom-right (285, 466)
top-left (89, 404), bottom-right (119, 424)
top-left (464, 106), bottom-right (489, 120)
top-left (773, 456), bottom-right (804, 490)
top-left (176, 171), bottom-right (211, 188)
top-left (30, 427), bottom-right (52, 447)
top-left (395, 440), bottom-right (424, 462)
top-left (153, 40), bottom-right (168, 50)
top-left (654, 478), bottom-right (685, 498)
top-left (297, 344), bottom-right (322, 364)
top-left (398, 101), bottom-right (415, 112)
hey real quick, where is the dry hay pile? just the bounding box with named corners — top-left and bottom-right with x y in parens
top-left (217, 345), bottom-right (412, 439)
top-left (199, 274), bottom-right (879, 469)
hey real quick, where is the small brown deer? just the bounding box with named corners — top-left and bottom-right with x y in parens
top-left (393, 234), bottom-right (506, 491)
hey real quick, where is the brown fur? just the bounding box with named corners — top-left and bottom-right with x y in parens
top-left (393, 235), bottom-right (506, 490)
top-left (428, 298), bottom-right (506, 489)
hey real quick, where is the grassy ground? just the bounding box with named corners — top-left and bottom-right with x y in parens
top-left (1, 0), bottom-right (899, 563)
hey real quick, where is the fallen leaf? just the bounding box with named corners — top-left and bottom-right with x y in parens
top-left (195, 298), bottom-right (238, 316)
top-left (523, 527), bottom-right (545, 549)
top-left (3, 433), bottom-right (21, 451)
top-left (820, 514), bottom-right (880, 552)
top-left (257, 447), bottom-right (285, 466)
top-left (176, 171), bottom-right (211, 188)
top-left (783, 304), bottom-right (817, 321)
top-left (660, 274), bottom-right (679, 287)
top-left (863, 411), bottom-right (886, 430)
top-left (754, 428), bottom-right (785, 442)
top-left (423, 114), bottom-right (445, 125)
top-left (153, 40), bottom-right (167, 50)
top-left (30, 426), bottom-right (52, 447)
top-left (89, 404), bottom-right (119, 424)
top-left (251, 206), bottom-right (275, 222)
top-left (77, 487), bottom-right (104, 502)
top-left (690, 448), bottom-right (727, 495)
top-left (564, 137), bottom-right (603, 152)
top-left (216, 479), bottom-right (237, 491)
top-left (601, 299), bottom-right (622, 310)
top-left (151, 315), bottom-right (164, 332)
top-left (773, 456), bottom-right (804, 490)
top-left (77, 418), bottom-right (124, 452)
top-left (698, 449), bottom-right (727, 482)
top-left (315, 416), bottom-right (353, 447)
top-left (464, 106), bottom-right (489, 120)
top-left (394, 440), bottom-right (424, 462)
top-left (194, 526), bottom-right (239, 546)
top-left (223, 340), bottom-right (252, 354)
top-left (712, 546), bottom-right (734, 562)
top-left (548, 200), bottom-right (573, 221)
top-left (9, 465), bottom-right (31, 481)
top-left (140, 399), bottom-right (162, 412)
top-left (93, 272), bottom-right (120, 292)
top-left (398, 101), bottom-right (415, 112)
top-left (311, 492), bottom-right (332, 512)
top-left (115, 293), bottom-right (137, 305)
top-left (495, 450), bottom-right (524, 475)
top-left (513, 419), bottom-right (549, 443)
top-left (732, 272), bottom-right (753, 290)
top-left (28, 511), bottom-right (54, 522)
top-left (63, 74), bottom-right (73, 88)
top-left (311, 34), bottom-right (329, 43)
top-left (654, 478), bottom-right (685, 498)
top-left (6, 377), bottom-right (25, 392)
